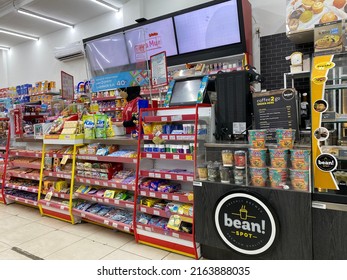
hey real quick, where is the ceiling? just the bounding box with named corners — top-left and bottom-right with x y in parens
top-left (0, 0), bottom-right (129, 48)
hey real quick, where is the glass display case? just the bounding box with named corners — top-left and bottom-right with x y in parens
top-left (311, 53), bottom-right (347, 200)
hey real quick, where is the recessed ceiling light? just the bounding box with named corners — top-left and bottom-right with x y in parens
top-left (0, 28), bottom-right (39, 41)
top-left (91, 0), bottom-right (120, 12)
top-left (18, 8), bottom-right (74, 28)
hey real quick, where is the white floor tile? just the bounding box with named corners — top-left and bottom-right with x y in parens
top-left (45, 238), bottom-right (115, 260)
top-left (3, 203), bottom-right (31, 215)
top-left (101, 249), bottom-right (150, 260)
top-left (0, 215), bottom-right (33, 234)
top-left (60, 222), bottom-right (102, 238)
top-left (18, 230), bottom-right (83, 258)
top-left (0, 241), bottom-right (10, 252)
top-left (16, 208), bottom-right (42, 221)
top-left (163, 252), bottom-right (195, 260)
top-left (87, 229), bottom-right (133, 249)
top-left (120, 240), bottom-right (170, 260)
top-left (0, 249), bottom-right (32, 260)
top-left (37, 216), bottom-right (72, 229)
top-left (0, 222), bottom-right (55, 247)
top-left (0, 211), bottom-right (12, 220)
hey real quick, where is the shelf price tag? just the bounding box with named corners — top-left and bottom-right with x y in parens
top-left (81, 213), bottom-right (86, 218)
top-left (149, 192), bottom-right (156, 198)
top-left (92, 197), bottom-right (97, 201)
top-left (140, 191), bottom-right (146, 196)
top-left (185, 155), bottom-right (193, 160)
top-left (161, 194), bottom-right (168, 199)
top-left (60, 205), bottom-right (65, 210)
top-left (173, 155), bottom-right (180, 160)
top-left (155, 173), bottom-right (161, 178)
top-left (160, 154), bottom-right (166, 159)
top-left (187, 176), bottom-right (194, 181)
top-left (162, 135), bottom-right (168, 140)
top-left (171, 115), bottom-right (182, 121)
top-left (141, 207), bottom-right (146, 212)
top-left (94, 181), bottom-right (100, 185)
top-left (161, 117), bottom-right (168, 122)
top-left (126, 204), bottom-right (134, 209)
top-left (172, 232), bottom-right (180, 238)
top-left (149, 172), bottom-right (155, 177)
top-left (153, 210), bottom-right (160, 216)
top-left (115, 200), bottom-right (120, 204)
top-left (165, 174), bottom-right (172, 179)
top-left (104, 199), bottom-right (109, 204)
top-left (124, 226), bottom-right (130, 232)
top-left (143, 135), bottom-right (149, 140)
top-left (169, 135), bottom-right (176, 140)
top-left (172, 195), bottom-right (179, 201)
top-left (98, 198), bottom-right (103, 203)
top-left (86, 179), bottom-right (91, 184)
top-left (112, 222), bottom-right (118, 228)
top-left (104, 220), bottom-right (110, 226)
top-left (177, 175), bottom-right (184, 181)
top-left (147, 153), bottom-right (152, 158)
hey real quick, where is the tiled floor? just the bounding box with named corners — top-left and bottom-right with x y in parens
top-left (0, 203), bottom-right (193, 260)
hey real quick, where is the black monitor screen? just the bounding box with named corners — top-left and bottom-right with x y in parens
top-left (125, 18), bottom-right (178, 64)
top-left (174, 0), bottom-right (241, 54)
top-left (85, 33), bottom-right (130, 76)
top-left (169, 78), bottom-right (203, 106)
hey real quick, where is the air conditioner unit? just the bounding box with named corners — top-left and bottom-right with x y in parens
top-left (54, 40), bottom-right (84, 62)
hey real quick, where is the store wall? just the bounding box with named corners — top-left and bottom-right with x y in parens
top-left (260, 32), bottom-right (313, 92)
top-left (2, 0), bottom-right (286, 88)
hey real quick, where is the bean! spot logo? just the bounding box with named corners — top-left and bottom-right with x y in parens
top-left (215, 192), bottom-right (278, 255)
top-left (316, 153), bottom-right (337, 172)
top-left (282, 89), bottom-right (294, 101)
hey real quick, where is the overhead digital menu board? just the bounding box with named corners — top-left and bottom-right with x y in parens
top-left (125, 18), bottom-right (178, 64)
top-left (174, 0), bottom-right (241, 54)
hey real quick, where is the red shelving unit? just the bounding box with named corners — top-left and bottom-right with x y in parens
top-left (75, 192), bottom-right (134, 210)
top-left (141, 152), bottom-right (193, 161)
top-left (76, 154), bottom-right (137, 164)
top-left (139, 170), bottom-right (194, 182)
top-left (142, 134), bottom-right (195, 141)
top-left (0, 120), bottom-right (10, 204)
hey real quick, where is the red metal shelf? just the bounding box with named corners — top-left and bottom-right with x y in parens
top-left (141, 152), bottom-right (193, 161)
top-left (143, 114), bottom-right (195, 123)
top-left (140, 88), bottom-right (162, 95)
top-left (76, 154), bottom-right (137, 164)
top-left (99, 107), bottom-right (123, 112)
top-left (0, 117), bottom-right (9, 121)
top-left (136, 224), bottom-right (193, 242)
top-left (92, 96), bottom-right (122, 101)
top-left (7, 171), bottom-right (40, 180)
top-left (44, 171), bottom-right (72, 179)
top-left (75, 192), bottom-right (134, 209)
top-left (72, 208), bottom-right (133, 233)
top-left (5, 182), bottom-right (39, 193)
top-left (49, 191), bottom-right (71, 200)
top-left (140, 170), bottom-right (194, 182)
top-left (29, 91), bottom-right (60, 96)
top-left (9, 162), bottom-right (41, 169)
top-left (10, 150), bottom-right (42, 158)
top-left (46, 153), bottom-right (72, 159)
top-left (5, 194), bottom-right (38, 206)
top-left (75, 176), bottom-right (136, 191)
top-left (39, 199), bottom-right (70, 211)
top-left (138, 190), bottom-right (194, 203)
top-left (142, 134), bottom-right (195, 141)
top-left (139, 205), bottom-right (193, 223)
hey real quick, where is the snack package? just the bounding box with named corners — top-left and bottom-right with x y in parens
top-left (49, 117), bottom-right (64, 134)
top-left (167, 215), bottom-right (182, 231)
top-left (82, 115), bottom-right (95, 139)
top-left (106, 117), bottom-right (115, 138)
top-left (95, 114), bottom-right (108, 139)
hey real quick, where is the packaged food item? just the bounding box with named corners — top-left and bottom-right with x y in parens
top-left (103, 190), bottom-right (115, 198)
top-left (249, 167), bottom-right (268, 187)
top-left (269, 149), bottom-right (288, 168)
top-left (197, 163), bottom-right (208, 180)
top-left (290, 149), bottom-right (310, 170)
top-left (167, 215), bottom-right (182, 231)
top-left (276, 129), bottom-right (295, 149)
top-left (221, 150), bottom-right (233, 166)
top-left (249, 148), bottom-right (267, 167)
top-left (248, 129), bottom-right (267, 148)
top-left (106, 117), bottom-right (115, 138)
top-left (95, 114), bottom-right (108, 139)
top-left (142, 123), bottom-right (153, 135)
top-left (234, 151), bottom-right (246, 169)
top-left (82, 115), bottom-right (95, 139)
top-left (290, 169), bottom-right (309, 191)
top-left (268, 168), bottom-right (287, 188)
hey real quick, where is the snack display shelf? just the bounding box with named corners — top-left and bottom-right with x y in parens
top-left (142, 134), bottom-right (195, 141)
top-left (47, 191), bottom-right (72, 200)
top-left (144, 114), bottom-right (196, 123)
top-left (9, 162), bottom-right (41, 169)
top-left (7, 172), bottom-right (40, 180)
top-left (15, 136), bottom-right (42, 142)
top-left (0, 117), bottom-right (9, 121)
top-left (76, 154), bottom-right (137, 164)
top-left (92, 96), bottom-right (122, 101)
top-left (136, 224), bottom-right (193, 242)
top-left (74, 176), bottom-right (136, 191)
top-left (5, 183), bottom-right (39, 193)
top-left (84, 136), bottom-right (138, 146)
top-left (5, 194), bottom-right (38, 207)
top-left (39, 199), bottom-right (70, 211)
top-left (99, 107), bottom-right (124, 112)
top-left (23, 113), bottom-right (50, 117)
top-left (43, 171), bottom-right (72, 180)
top-left (139, 190), bottom-right (193, 204)
top-left (139, 205), bottom-right (193, 223)
top-left (72, 208), bottom-right (133, 233)
top-left (28, 91), bottom-right (60, 96)
top-left (0, 146), bottom-right (7, 150)
top-left (75, 193), bottom-right (134, 209)
top-left (9, 150), bottom-right (42, 158)
top-left (141, 152), bottom-right (193, 161)
top-left (46, 152), bottom-right (72, 159)
top-left (140, 170), bottom-right (194, 182)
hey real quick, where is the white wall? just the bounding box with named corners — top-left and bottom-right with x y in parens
top-left (1, 0), bottom-right (287, 88)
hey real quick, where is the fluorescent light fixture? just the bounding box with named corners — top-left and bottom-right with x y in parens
top-left (0, 46), bottom-right (10, 51)
top-left (18, 8), bottom-right (74, 28)
top-left (0, 28), bottom-right (39, 41)
top-left (91, 0), bottom-right (120, 12)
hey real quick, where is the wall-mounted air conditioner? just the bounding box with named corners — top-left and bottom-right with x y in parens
top-left (54, 40), bottom-right (84, 62)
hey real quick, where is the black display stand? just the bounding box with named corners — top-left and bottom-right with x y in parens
top-left (194, 181), bottom-right (313, 260)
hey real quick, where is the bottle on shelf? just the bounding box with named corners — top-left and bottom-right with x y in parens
top-left (300, 92), bottom-right (310, 130)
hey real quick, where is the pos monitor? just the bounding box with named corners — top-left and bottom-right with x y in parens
top-left (166, 76), bottom-right (210, 107)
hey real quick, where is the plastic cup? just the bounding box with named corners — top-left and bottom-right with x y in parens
top-left (248, 129), bottom-right (267, 148)
top-left (276, 129), bottom-right (295, 149)
top-left (248, 148), bottom-right (267, 167)
top-left (220, 166), bottom-right (232, 183)
top-left (197, 164), bottom-right (208, 181)
top-left (222, 150), bottom-right (234, 167)
top-left (290, 149), bottom-right (311, 170)
top-left (269, 148), bottom-right (288, 168)
top-left (268, 168), bottom-right (287, 188)
top-left (249, 167), bottom-right (268, 187)
top-left (290, 169), bottom-right (309, 192)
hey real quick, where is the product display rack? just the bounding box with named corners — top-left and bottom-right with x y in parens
top-left (0, 119), bottom-right (11, 204)
top-left (37, 138), bottom-right (82, 224)
top-left (134, 104), bottom-right (212, 259)
top-left (71, 137), bottom-right (139, 234)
